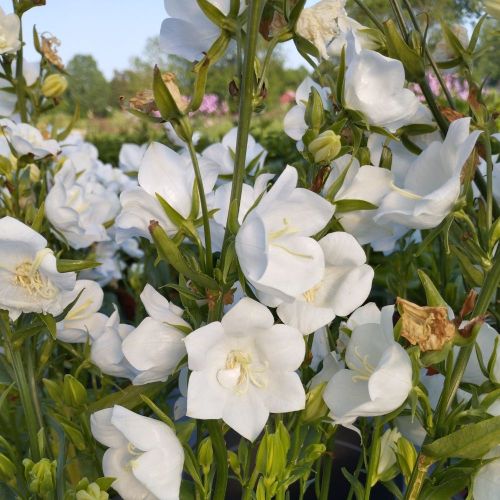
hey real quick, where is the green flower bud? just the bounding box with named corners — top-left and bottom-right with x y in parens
top-left (76, 482), bottom-right (109, 500)
top-left (23, 458), bottom-right (57, 498)
top-left (197, 437), bottom-right (213, 476)
top-left (308, 130), bottom-right (341, 165)
top-left (63, 374), bottom-right (87, 407)
top-left (302, 382), bottom-right (329, 423)
top-left (304, 87), bottom-right (325, 131)
top-left (41, 74), bottom-right (68, 98)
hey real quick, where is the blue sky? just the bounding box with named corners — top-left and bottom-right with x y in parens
top-left (0, 0), bottom-right (310, 79)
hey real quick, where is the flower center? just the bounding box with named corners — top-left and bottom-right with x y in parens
top-left (303, 281), bottom-right (322, 303)
top-left (13, 249), bottom-right (57, 300)
top-left (269, 218), bottom-right (314, 260)
top-left (350, 346), bottom-right (376, 382)
top-left (217, 350), bottom-right (268, 395)
top-left (65, 298), bottom-right (93, 321)
top-left (0, 36), bottom-right (8, 49)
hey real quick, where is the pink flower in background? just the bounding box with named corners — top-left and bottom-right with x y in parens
top-left (410, 73), bottom-right (469, 102)
top-left (198, 94), bottom-right (228, 115)
top-left (280, 90), bottom-right (296, 105)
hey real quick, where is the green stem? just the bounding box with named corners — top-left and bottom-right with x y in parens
top-left (257, 37), bottom-right (279, 94)
top-left (363, 418), bottom-right (382, 500)
top-left (401, 0), bottom-right (456, 109)
top-left (243, 469), bottom-right (259, 500)
top-left (418, 79), bottom-right (449, 135)
top-left (388, 0), bottom-right (408, 41)
top-left (403, 453), bottom-right (434, 500)
top-left (319, 430), bottom-right (337, 500)
top-left (222, 0), bottom-right (264, 238)
top-left (1, 314), bottom-right (41, 461)
top-left (482, 130), bottom-right (494, 230)
top-left (206, 420), bottom-right (228, 500)
top-left (15, 14), bottom-right (28, 123)
top-left (187, 140), bottom-right (213, 275)
top-left (352, 0), bottom-right (384, 31)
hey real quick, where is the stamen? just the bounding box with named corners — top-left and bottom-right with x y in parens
top-left (217, 350), bottom-right (268, 395)
top-left (390, 181), bottom-right (423, 201)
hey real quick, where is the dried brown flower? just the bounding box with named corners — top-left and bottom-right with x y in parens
top-left (397, 298), bottom-right (456, 351)
top-left (41, 34), bottom-right (64, 70)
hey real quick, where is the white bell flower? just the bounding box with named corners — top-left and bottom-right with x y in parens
top-left (118, 143), bottom-right (147, 173)
top-left (376, 118), bottom-right (481, 230)
top-left (160, 0), bottom-right (232, 62)
top-left (46, 164), bottom-right (120, 249)
top-left (91, 405), bottom-right (184, 500)
top-left (323, 305), bottom-right (413, 430)
top-left (344, 49), bottom-right (420, 132)
top-left (0, 119), bottom-right (59, 158)
top-left (90, 308), bottom-right (137, 380)
top-left (284, 77), bottom-right (330, 143)
top-left (116, 142), bottom-right (219, 243)
top-left (79, 241), bottom-right (124, 287)
top-left (0, 217), bottom-right (76, 321)
top-left (0, 8), bottom-right (20, 54)
top-left (272, 232), bottom-right (374, 335)
top-left (235, 166), bottom-right (334, 302)
top-left (185, 297), bottom-right (306, 441)
top-left (56, 280), bottom-right (107, 343)
top-left (201, 127), bottom-right (267, 177)
top-left (122, 284), bottom-right (190, 385)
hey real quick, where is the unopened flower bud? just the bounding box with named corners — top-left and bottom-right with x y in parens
top-left (308, 130), bottom-right (341, 164)
top-left (397, 298), bottom-right (456, 351)
top-left (305, 87), bottom-right (325, 131)
top-left (23, 458), bottom-right (57, 498)
top-left (42, 74), bottom-right (68, 98)
top-left (76, 482), bottom-right (109, 500)
top-left (63, 374), bottom-right (87, 407)
top-left (198, 437), bottom-right (213, 476)
top-left (303, 382), bottom-right (329, 422)
top-left (29, 163), bottom-right (40, 182)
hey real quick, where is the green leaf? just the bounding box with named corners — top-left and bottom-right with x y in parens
top-left (156, 193), bottom-right (186, 227)
top-left (95, 477), bottom-right (116, 491)
top-left (153, 65), bottom-right (182, 121)
top-left (334, 199), bottom-right (377, 213)
top-left (88, 382), bottom-right (164, 412)
top-left (39, 313), bottom-right (57, 339)
top-left (140, 395), bottom-right (175, 429)
top-left (417, 270), bottom-right (447, 307)
top-left (336, 45), bottom-right (346, 105)
top-left (196, 0), bottom-right (227, 27)
top-left (56, 259), bottom-right (100, 273)
top-left (423, 416), bottom-right (500, 459)
top-left (398, 123), bottom-right (438, 136)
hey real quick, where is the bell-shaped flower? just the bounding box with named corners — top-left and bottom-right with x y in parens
top-left (0, 8), bottom-right (20, 54)
top-left (90, 308), bottom-right (137, 380)
top-left (0, 217), bottom-right (76, 321)
top-left (116, 142), bottom-right (218, 243)
top-left (344, 49), bottom-right (420, 132)
top-left (56, 280), bottom-right (107, 343)
top-left (235, 166), bottom-right (334, 302)
top-left (310, 350), bottom-right (345, 388)
top-left (185, 297), bottom-right (306, 441)
top-left (122, 284), bottom-right (190, 385)
top-left (0, 119), bottom-right (59, 158)
top-left (284, 77), bottom-right (330, 142)
top-left (118, 143), bottom-right (147, 173)
top-left (90, 405), bottom-right (184, 500)
top-left (324, 154), bottom-right (405, 252)
top-left (323, 305), bottom-right (413, 430)
top-left (328, 14), bottom-right (379, 57)
top-left (46, 164), bottom-right (120, 249)
top-left (376, 118), bottom-right (481, 229)
top-left (201, 127), bottom-right (267, 176)
top-left (160, 0), bottom-right (231, 62)
top-left (273, 232), bottom-right (374, 334)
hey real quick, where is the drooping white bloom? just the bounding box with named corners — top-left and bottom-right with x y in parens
top-left (90, 308), bottom-right (137, 380)
top-left (0, 217), bottom-right (76, 321)
top-left (323, 305), bottom-right (412, 429)
top-left (160, 0), bottom-right (231, 62)
top-left (235, 166), bottom-right (334, 302)
top-left (328, 15), bottom-right (379, 57)
top-left (118, 143), bottom-right (147, 173)
top-left (201, 127), bottom-right (267, 176)
top-left (0, 8), bottom-right (21, 54)
top-left (376, 118), bottom-right (481, 229)
top-left (344, 49), bottom-right (420, 132)
top-left (185, 298), bottom-right (306, 441)
top-left (324, 154), bottom-right (405, 253)
top-left (284, 77), bottom-right (330, 143)
top-left (272, 232), bottom-right (374, 335)
top-left (91, 405), bottom-right (184, 500)
top-left (122, 284), bottom-right (189, 385)
top-left (208, 173), bottom-right (274, 251)
top-left (116, 142), bottom-right (218, 243)
top-left (46, 164), bottom-right (120, 249)
top-left (56, 280), bottom-right (107, 343)
top-left (0, 119), bottom-right (59, 158)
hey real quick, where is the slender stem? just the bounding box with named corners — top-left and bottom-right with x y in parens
top-left (206, 420), bottom-right (228, 500)
top-left (352, 0), bottom-right (384, 31)
top-left (363, 418), bottom-right (382, 500)
top-left (482, 130), bottom-right (494, 230)
top-left (1, 314), bottom-right (41, 461)
top-left (222, 0), bottom-right (264, 236)
top-left (388, 0), bottom-right (408, 41)
top-left (403, 453), bottom-right (434, 500)
top-left (257, 37), bottom-right (279, 94)
top-left (401, 0), bottom-right (455, 109)
top-left (15, 14), bottom-right (28, 123)
top-left (187, 140), bottom-right (213, 275)
top-left (319, 430), bottom-right (337, 500)
top-left (418, 79), bottom-right (449, 135)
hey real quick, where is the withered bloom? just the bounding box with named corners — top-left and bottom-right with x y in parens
top-left (41, 34), bottom-right (64, 70)
top-left (397, 298), bottom-right (456, 351)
